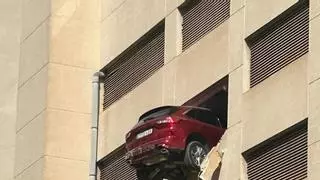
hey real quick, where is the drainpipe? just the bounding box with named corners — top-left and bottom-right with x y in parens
top-left (89, 71), bottom-right (105, 180)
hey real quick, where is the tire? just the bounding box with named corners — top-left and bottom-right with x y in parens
top-left (184, 141), bottom-right (209, 170)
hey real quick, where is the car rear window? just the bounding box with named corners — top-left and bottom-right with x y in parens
top-left (139, 106), bottom-right (178, 122)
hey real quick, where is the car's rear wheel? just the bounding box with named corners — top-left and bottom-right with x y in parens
top-left (184, 141), bottom-right (209, 170)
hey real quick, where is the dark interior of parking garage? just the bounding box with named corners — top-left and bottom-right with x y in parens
top-left (183, 76), bottom-right (228, 129)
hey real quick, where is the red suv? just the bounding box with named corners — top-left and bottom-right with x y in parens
top-left (125, 106), bottom-right (225, 173)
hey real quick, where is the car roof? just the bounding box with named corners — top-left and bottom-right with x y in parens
top-left (180, 106), bottom-right (211, 111)
top-left (138, 106), bottom-right (177, 120)
top-left (138, 105), bottom-right (212, 119)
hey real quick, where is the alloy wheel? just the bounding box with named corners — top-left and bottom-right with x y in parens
top-left (190, 144), bottom-right (206, 167)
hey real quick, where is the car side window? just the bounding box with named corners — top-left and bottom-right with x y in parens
top-left (186, 109), bottom-right (221, 127)
top-left (185, 109), bottom-right (200, 121)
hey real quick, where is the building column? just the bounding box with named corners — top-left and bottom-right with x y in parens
top-left (0, 0), bottom-right (20, 180)
top-left (308, 2), bottom-right (320, 179)
top-left (164, 9), bottom-right (182, 63)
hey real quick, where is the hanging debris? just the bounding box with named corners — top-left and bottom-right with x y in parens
top-left (199, 138), bottom-right (225, 180)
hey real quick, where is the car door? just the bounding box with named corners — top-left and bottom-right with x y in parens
top-left (182, 108), bottom-right (207, 137)
top-left (188, 109), bottom-right (223, 147)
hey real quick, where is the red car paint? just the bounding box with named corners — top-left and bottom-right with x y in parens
top-left (125, 106), bottom-right (226, 166)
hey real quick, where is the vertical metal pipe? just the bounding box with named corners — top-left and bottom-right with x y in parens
top-left (89, 72), bottom-right (105, 180)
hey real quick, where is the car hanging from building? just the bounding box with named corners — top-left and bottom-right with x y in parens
top-left (124, 105), bottom-right (226, 179)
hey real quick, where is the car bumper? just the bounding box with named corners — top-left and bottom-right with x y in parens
top-left (125, 136), bottom-right (184, 166)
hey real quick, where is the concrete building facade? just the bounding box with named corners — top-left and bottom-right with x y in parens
top-left (1, 0), bottom-right (100, 179)
top-left (98, 0), bottom-right (320, 179)
top-left (1, 0), bottom-right (320, 180)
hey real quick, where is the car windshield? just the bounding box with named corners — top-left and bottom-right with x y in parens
top-left (139, 106), bottom-right (178, 122)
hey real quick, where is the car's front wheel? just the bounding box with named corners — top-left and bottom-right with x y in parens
top-left (184, 141), bottom-right (209, 169)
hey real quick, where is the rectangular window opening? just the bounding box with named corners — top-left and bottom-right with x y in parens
top-left (243, 119), bottom-right (308, 180)
top-left (179, 0), bottom-right (230, 51)
top-left (246, 0), bottom-right (309, 88)
top-left (183, 76), bottom-right (229, 129)
top-left (102, 20), bottom-right (165, 110)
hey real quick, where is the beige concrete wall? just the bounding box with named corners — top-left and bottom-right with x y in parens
top-left (99, 0), bottom-right (231, 156)
top-left (19, 21), bottom-right (49, 87)
top-left (308, 6), bottom-right (320, 179)
top-left (15, 0), bottom-right (50, 178)
top-left (15, 0), bottom-right (101, 179)
top-left (242, 57), bottom-right (308, 151)
top-left (309, 9), bottom-right (320, 83)
top-left (308, 11), bottom-right (320, 147)
top-left (15, 15), bottom-right (49, 180)
top-left (174, 21), bottom-right (229, 105)
top-left (15, 111), bottom-right (46, 176)
top-left (216, 4), bottom-right (245, 178)
top-left (98, 0), bottom-right (320, 180)
top-left (218, 124), bottom-right (243, 180)
top-left (0, 0), bottom-right (20, 179)
top-left (245, 0), bottom-right (298, 36)
top-left (309, 141), bottom-right (320, 180)
top-left (309, 79), bottom-right (320, 180)
top-left (165, 9), bottom-right (182, 63)
top-left (228, 7), bottom-right (245, 73)
top-left (15, 158), bottom-right (44, 180)
top-left (101, 0), bottom-right (184, 66)
top-left (8, 0), bottom-right (317, 179)
top-left (310, 0), bottom-right (320, 19)
top-left (43, 0), bottom-right (101, 179)
top-left (43, 156), bottom-right (88, 180)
